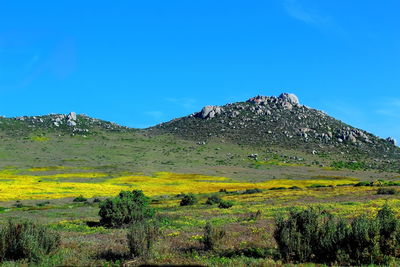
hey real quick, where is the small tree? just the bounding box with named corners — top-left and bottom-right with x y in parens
top-left (127, 220), bottom-right (160, 258)
top-left (202, 222), bottom-right (226, 251)
top-left (99, 190), bottom-right (154, 228)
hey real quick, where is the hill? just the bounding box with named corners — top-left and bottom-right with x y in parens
top-left (149, 93), bottom-right (400, 171)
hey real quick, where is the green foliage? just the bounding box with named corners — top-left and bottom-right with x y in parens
top-left (127, 220), bottom-right (160, 258)
top-left (218, 200), bottom-right (233, 209)
top-left (180, 193), bottom-right (197, 206)
top-left (377, 187), bottom-right (397, 195)
top-left (205, 194), bottom-right (222, 205)
top-left (202, 222), bottom-right (226, 251)
top-left (99, 190), bottom-right (154, 228)
top-left (243, 188), bottom-right (263, 194)
top-left (36, 201), bottom-right (50, 207)
top-left (73, 195), bottom-right (88, 202)
top-left (331, 161), bottom-right (368, 170)
top-left (0, 220), bottom-right (60, 262)
top-left (92, 197), bottom-right (101, 203)
top-left (274, 205), bottom-right (400, 265)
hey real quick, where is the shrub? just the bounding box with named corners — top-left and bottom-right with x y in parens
top-left (218, 200), bottom-right (233, 209)
top-left (202, 222), bottom-right (226, 251)
top-left (205, 194), bottom-right (222, 205)
top-left (274, 205), bottom-right (400, 265)
top-left (99, 190), bottom-right (154, 228)
top-left (14, 201), bottom-right (23, 208)
top-left (347, 215), bottom-right (381, 264)
top-left (243, 210), bottom-right (262, 221)
top-left (92, 197), bottom-right (101, 203)
top-left (243, 188), bottom-right (263, 194)
top-left (377, 188), bottom-right (397, 195)
top-left (36, 201), bottom-right (50, 207)
top-left (127, 220), bottom-right (160, 258)
top-left (376, 204), bottom-right (400, 257)
top-left (180, 193), bottom-right (197, 206)
top-left (354, 181), bottom-right (373, 187)
top-left (0, 220), bottom-right (60, 262)
top-left (73, 195), bottom-right (87, 202)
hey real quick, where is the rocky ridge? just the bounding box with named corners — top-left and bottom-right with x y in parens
top-left (150, 93), bottom-right (399, 161)
top-left (0, 112), bottom-right (130, 136)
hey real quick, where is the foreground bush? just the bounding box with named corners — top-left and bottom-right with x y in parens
top-left (99, 190), bottom-right (154, 228)
top-left (180, 193), bottom-right (197, 206)
top-left (127, 220), bottom-right (160, 258)
top-left (274, 205), bottom-right (400, 265)
top-left (202, 222), bottom-right (226, 251)
top-left (0, 220), bottom-right (60, 262)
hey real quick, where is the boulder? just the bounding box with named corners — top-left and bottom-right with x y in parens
top-left (67, 120), bottom-right (76, 127)
top-left (199, 106), bottom-right (222, 119)
top-left (68, 112), bottom-right (77, 121)
top-left (278, 93), bottom-right (300, 105)
top-left (387, 137), bottom-right (397, 146)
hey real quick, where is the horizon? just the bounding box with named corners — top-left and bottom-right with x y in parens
top-left (1, 1), bottom-right (399, 142)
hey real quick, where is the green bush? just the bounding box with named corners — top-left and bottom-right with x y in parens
top-left (92, 197), bottom-right (101, 203)
top-left (73, 195), bottom-right (88, 202)
top-left (180, 193), bottom-right (197, 206)
top-left (377, 188), bottom-right (397, 195)
top-left (0, 220), bottom-right (60, 262)
top-left (243, 188), bottom-right (263, 194)
top-left (354, 181), bottom-right (373, 187)
top-left (205, 194), bottom-right (222, 205)
top-left (202, 222), bottom-right (226, 251)
top-left (127, 220), bottom-right (160, 258)
top-left (99, 190), bottom-right (154, 228)
top-left (274, 205), bottom-right (400, 265)
top-left (218, 200), bottom-right (233, 209)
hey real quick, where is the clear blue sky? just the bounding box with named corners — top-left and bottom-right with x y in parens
top-left (0, 0), bottom-right (399, 142)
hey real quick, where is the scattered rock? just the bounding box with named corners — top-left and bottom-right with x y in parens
top-left (387, 137), bottom-right (397, 146)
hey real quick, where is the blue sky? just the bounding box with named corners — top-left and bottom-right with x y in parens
top-left (0, 0), bottom-right (399, 142)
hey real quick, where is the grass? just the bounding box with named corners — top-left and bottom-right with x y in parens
top-left (0, 180), bottom-right (399, 265)
top-left (0, 168), bottom-right (361, 201)
top-left (0, 123), bottom-right (399, 265)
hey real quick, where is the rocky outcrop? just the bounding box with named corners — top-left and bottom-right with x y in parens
top-left (387, 137), bottom-right (397, 146)
top-left (198, 106), bottom-right (223, 119)
top-left (66, 112), bottom-right (77, 127)
top-left (278, 93), bottom-right (300, 105)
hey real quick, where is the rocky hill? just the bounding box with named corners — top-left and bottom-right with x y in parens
top-left (149, 93), bottom-right (400, 165)
top-left (0, 112), bottom-right (132, 136)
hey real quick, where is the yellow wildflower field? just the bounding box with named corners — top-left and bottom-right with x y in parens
top-left (0, 168), bottom-right (359, 201)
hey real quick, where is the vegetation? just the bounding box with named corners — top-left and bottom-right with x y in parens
top-left (180, 193), bottom-right (197, 206)
top-left (127, 220), bottom-right (160, 258)
top-left (99, 190), bottom-right (154, 228)
top-left (377, 187), bottom-right (398, 195)
top-left (205, 194), bottom-right (222, 205)
top-left (73, 195), bottom-right (88, 202)
top-left (218, 200), bottom-right (234, 209)
top-left (202, 222), bottom-right (226, 251)
top-left (274, 205), bottom-right (400, 265)
top-left (0, 220), bottom-right (60, 263)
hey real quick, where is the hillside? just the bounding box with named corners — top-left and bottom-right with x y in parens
top-left (0, 94), bottom-right (399, 175)
top-left (149, 93), bottom-right (400, 170)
